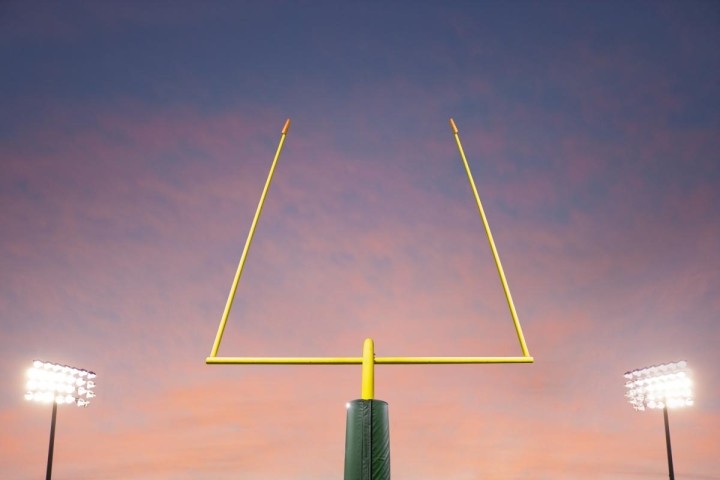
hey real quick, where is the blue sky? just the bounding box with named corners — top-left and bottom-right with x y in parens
top-left (1, 1), bottom-right (719, 479)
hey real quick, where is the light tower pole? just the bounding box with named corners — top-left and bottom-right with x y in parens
top-left (624, 360), bottom-right (693, 480)
top-left (25, 360), bottom-right (96, 480)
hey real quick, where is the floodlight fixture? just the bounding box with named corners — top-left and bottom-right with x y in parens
top-left (624, 360), bottom-right (692, 480)
top-left (25, 360), bottom-right (96, 407)
top-left (624, 360), bottom-right (693, 411)
top-left (25, 360), bottom-right (96, 480)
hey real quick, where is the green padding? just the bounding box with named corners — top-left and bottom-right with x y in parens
top-left (344, 399), bottom-right (390, 480)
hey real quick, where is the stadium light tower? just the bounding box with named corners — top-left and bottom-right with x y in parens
top-left (25, 360), bottom-right (96, 480)
top-left (624, 360), bottom-right (692, 480)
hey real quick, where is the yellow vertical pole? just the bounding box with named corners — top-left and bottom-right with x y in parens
top-left (361, 338), bottom-right (375, 400)
top-left (210, 119), bottom-right (291, 357)
top-left (449, 118), bottom-right (530, 357)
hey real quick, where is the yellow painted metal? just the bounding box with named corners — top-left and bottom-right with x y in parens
top-left (206, 356), bottom-right (534, 365)
top-left (362, 338), bottom-right (375, 399)
top-left (206, 357), bottom-right (362, 365)
top-left (205, 118), bottom-right (533, 399)
top-left (449, 118), bottom-right (530, 357)
top-left (209, 118), bottom-right (291, 357)
top-left (376, 356), bottom-right (533, 364)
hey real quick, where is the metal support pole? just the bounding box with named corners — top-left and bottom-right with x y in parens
top-left (210, 118), bottom-right (291, 357)
top-left (362, 338), bottom-right (375, 400)
top-left (345, 339), bottom-right (390, 479)
top-left (449, 118), bottom-right (530, 357)
top-left (663, 406), bottom-right (675, 480)
top-left (46, 401), bottom-right (57, 480)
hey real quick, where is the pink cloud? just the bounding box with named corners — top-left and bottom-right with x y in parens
top-left (2, 93), bottom-right (718, 479)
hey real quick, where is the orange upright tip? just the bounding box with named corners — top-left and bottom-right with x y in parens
top-left (282, 118), bottom-right (291, 134)
top-left (449, 118), bottom-right (459, 134)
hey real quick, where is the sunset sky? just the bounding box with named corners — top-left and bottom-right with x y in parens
top-left (1, 1), bottom-right (719, 479)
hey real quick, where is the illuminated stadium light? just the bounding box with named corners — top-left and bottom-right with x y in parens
top-left (25, 360), bottom-right (96, 407)
top-left (25, 360), bottom-right (96, 480)
top-left (624, 360), bottom-right (692, 480)
top-left (624, 360), bottom-right (693, 411)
